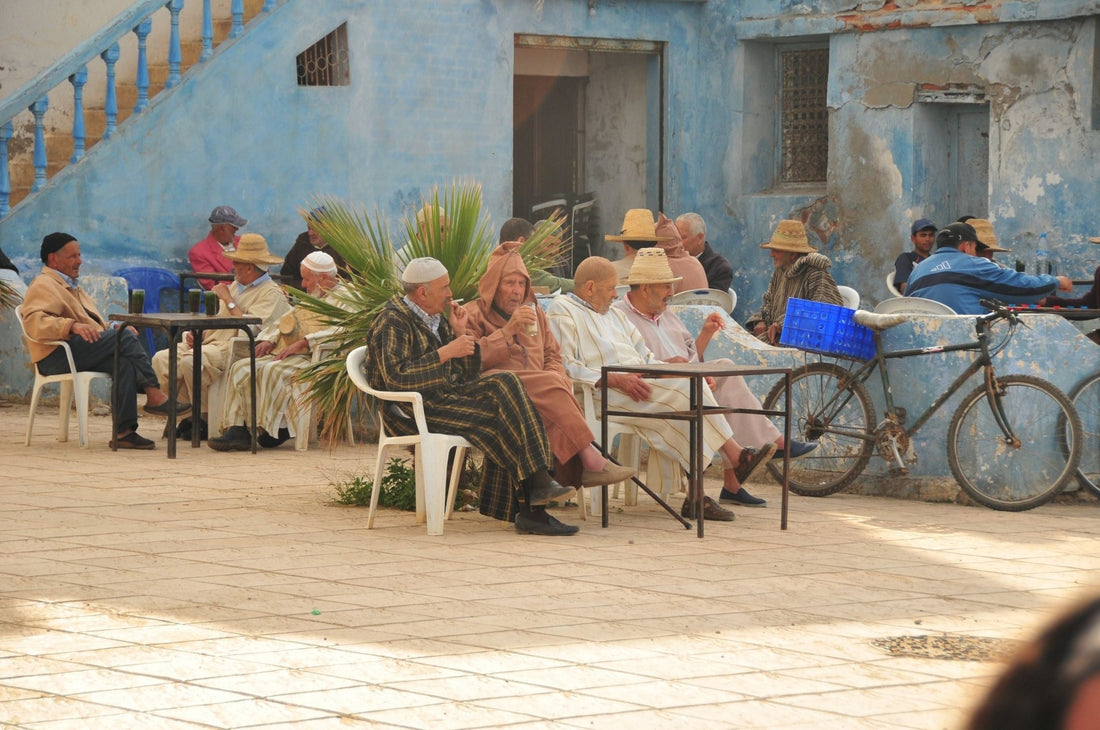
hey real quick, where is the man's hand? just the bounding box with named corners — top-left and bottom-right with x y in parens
top-left (608, 372), bottom-right (651, 401)
top-left (753, 322), bottom-right (767, 337)
top-left (438, 333), bottom-right (476, 363)
top-left (449, 301), bottom-right (469, 335)
top-left (211, 283), bottom-right (232, 302)
top-left (273, 339), bottom-right (308, 361)
top-left (665, 355), bottom-right (690, 364)
top-left (1055, 275), bottom-right (1074, 293)
top-left (185, 331), bottom-right (194, 348)
top-left (501, 303), bottom-right (537, 338)
top-left (255, 341), bottom-right (275, 358)
top-left (766, 323), bottom-right (781, 345)
top-left (701, 312), bottom-right (725, 337)
top-left (71, 322), bottom-right (100, 343)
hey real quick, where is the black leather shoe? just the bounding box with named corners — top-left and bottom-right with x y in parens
top-left (258, 428), bottom-right (291, 449)
top-left (515, 511), bottom-right (579, 536)
top-left (526, 470), bottom-right (574, 506)
top-left (208, 425), bottom-right (252, 452)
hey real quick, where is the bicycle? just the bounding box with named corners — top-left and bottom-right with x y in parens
top-left (761, 300), bottom-right (1083, 511)
top-left (1069, 370), bottom-right (1100, 496)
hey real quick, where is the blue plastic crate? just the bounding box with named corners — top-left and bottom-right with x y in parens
top-left (779, 298), bottom-right (875, 360)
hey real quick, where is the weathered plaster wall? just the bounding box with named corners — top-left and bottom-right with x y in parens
top-left (827, 17), bottom-right (1100, 306)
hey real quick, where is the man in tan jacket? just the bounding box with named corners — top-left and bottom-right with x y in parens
top-left (21, 233), bottom-right (177, 449)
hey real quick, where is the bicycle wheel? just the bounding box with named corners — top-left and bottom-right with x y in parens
top-left (1070, 371), bottom-right (1100, 497)
top-left (947, 375), bottom-right (1083, 511)
top-left (763, 362), bottom-right (874, 497)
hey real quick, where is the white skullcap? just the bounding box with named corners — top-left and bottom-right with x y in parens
top-left (416, 205), bottom-right (447, 226)
top-left (401, 257), bottom-right (448, 284)
top-left (302, 251), bottom-right (337, 274)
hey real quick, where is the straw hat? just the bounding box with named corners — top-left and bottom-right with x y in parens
top-left (605, 209), bottom-right (675, 243)
top-left (1090, 236), bottom-right (1100, 244)
top-left (760, 220), bottom-right (816, 253)
top-left (624, 248), bottom-right (683, 285)
top-left (968, 219), bottom-right (1011, 253)
top-left (224, 233), bottom-right (283, 266)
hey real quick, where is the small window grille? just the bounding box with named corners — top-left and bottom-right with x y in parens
top-left (779, 47), bottom-right (829, 184)
top-left (296, 23), bottom-right (350, 87)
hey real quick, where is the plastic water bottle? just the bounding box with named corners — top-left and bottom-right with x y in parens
top-left (1035, 234), bottom-right (1050, 276)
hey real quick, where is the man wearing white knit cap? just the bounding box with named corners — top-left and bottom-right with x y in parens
top-left (362, 256), bottom-right (577, 536)
top-left (210, 250), bottom-right (348, 451)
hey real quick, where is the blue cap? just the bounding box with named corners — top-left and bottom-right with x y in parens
top-left (911, 218), bottom-right (937, 236)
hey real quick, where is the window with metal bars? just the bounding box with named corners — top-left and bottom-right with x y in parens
top-left (296, 23), bottom-right (350, 87)
top-left (779, 47), bottom-right (829, 184)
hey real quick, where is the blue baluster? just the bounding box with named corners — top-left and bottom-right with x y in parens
top-left (166, 0), bottom-right (184, 89)
top-left (263, 0), bottom-right (275, 11)
top-left (69, 66), bottom-right (88, 163)
top-left (101, 43), bottom-right (120, 140)
top-left (133, 19), bottom-right (152, 113)
top-left (30, 96), bottom-right (49, 192)
top-left (230, 0), bottom-right (244, 38)
top-left (201, 0), bottom-right (213, 61)
top-left (0, 122), bottom-right (12, 216)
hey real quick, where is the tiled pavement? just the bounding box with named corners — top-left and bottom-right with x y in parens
top-left (2, 400), bottom-right (1099, 729)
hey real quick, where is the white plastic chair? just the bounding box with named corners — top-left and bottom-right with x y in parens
top-left (16, 304), bottom-right (111, 448)
top-left (837, 285), bottom-right (860, 310)
top-left (873, 297), bottom-right (958, 315)
top-left (345, 346), bottom-right (471, 536)
top-left (885, 271), bottom-right (903, 298)
top-left (670, 288), bottom-right (734, 312)
top-left (727, 288), bottom-right (738, 312)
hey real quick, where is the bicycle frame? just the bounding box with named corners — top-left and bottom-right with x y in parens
top-left (829, 311), bottom-right (1018, 447)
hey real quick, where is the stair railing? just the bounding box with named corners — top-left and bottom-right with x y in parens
top-left (0, 0), bottom-right (278, 217)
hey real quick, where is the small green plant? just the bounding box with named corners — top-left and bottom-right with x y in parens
top-left (333, 458), bottom-right (416, 511)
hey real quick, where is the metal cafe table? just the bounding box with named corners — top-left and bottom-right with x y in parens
top-left (600, 361), bottom-right (793, 538)
top-left (109, 312), bottom-right (262, 458)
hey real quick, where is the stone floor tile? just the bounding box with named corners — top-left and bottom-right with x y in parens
top-left (358, 700), bottom-right (539, 729)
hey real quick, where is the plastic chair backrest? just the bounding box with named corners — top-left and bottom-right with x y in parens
top-left (113, 267), bottom-right (180, 353)
top-left (837, 285), bottom-right (860, 310)
top-left (727, 288), bottom-right (738, 312)
top-left (873, 296), bottom-right (958, 315)
top-left (669, 288), bottom-right (734, 311)
top-left (885, 271), bottom-right (903, 298)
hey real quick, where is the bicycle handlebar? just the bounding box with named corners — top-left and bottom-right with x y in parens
top-left (977, 299), bottom-right (1021, 327)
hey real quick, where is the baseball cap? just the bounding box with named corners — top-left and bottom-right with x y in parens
top-left (935, 222), bottom-right (985, 249)
top-left (911, 218), bottom-right (937, 236)
top-left (208, 205), bottom-right (247, 228)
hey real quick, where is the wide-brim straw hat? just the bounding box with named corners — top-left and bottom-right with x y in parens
top-left (1090, 236), bottom-right (1100, 244)
top-left (760, 220), bottom-right (816, 253)
top-left (624, 248), bottom-right (683, 285)
top-left (224, 233), bottom-right (283, 266)
top-left (606, 208), bottom-right (676, 243)
top-left (968, 219), bottom-right (1011, 253)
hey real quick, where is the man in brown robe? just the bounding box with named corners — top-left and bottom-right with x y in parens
top-left (465, 243), bottom-right (635, 490)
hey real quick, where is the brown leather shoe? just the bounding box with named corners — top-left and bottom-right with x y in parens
top-left (680, 496), bottom-right (735, 522)
top-left (734, 443), bottom-right (777, 484)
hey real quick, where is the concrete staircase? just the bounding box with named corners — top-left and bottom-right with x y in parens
top-left (7, 0), bottom-right (267, 209)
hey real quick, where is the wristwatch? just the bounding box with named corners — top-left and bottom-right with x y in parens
top-left (227, 302), bottom-right (237, 311)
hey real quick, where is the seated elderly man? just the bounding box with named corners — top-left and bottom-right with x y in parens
top-left (152, 234), bottom-right (291, 432)
top-left (209, 252), bottom-right (347, 451)
top-left (21, 232), bottom-right (180, 449)
top-left (613, 249), bottom-right (818, 507)
top-left (464, 242), bottom-right (635, 496)
top-left (547, 256), bottom-right (775, 522)
top-left (365, 257), bottom-right (575, 536)
top-left (746, 220), bottom-right (842, 345)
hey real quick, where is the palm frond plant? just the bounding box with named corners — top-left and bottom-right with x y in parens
top-left (292, 179), bottom-right (569, 446)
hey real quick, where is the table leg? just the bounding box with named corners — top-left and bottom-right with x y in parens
top-left (167, 331), bottom-right (179, 459)
top-left (781, 371), bottom-right (790, 531)
top-left (111, 333), bottom-right (120, 451)
top-left (246, 330), bottom-right (257, 454)
top-left (692, 375), bottom-right (704, 539)
top-left (191, 331), bottom-right (202, 449)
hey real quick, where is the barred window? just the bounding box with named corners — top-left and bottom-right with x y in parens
top-left (296, 23), bottom-right (350, 87)
top-left (779, 47), bottom-right (829, 184)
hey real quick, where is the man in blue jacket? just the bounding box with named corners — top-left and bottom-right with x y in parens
top-left (907, 222), bottom-right (1072, 314)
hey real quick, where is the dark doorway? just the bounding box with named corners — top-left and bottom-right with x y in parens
top-left (513, 75), bottom-right (584, 220)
